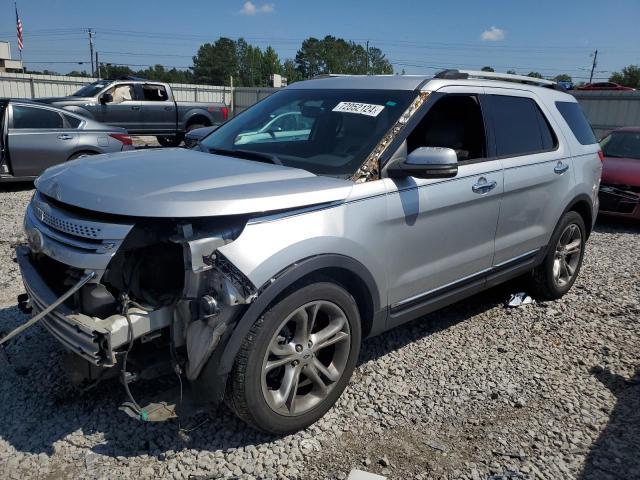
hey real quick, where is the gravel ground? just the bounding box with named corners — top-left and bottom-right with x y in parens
top-left (0, 184), bottom-right (638, 480)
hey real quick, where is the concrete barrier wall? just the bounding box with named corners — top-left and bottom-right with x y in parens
top-left (572, 91), bottom-right (640, 138)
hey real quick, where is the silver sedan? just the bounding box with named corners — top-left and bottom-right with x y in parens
top-left (0, 99), bottom-right (134, 182)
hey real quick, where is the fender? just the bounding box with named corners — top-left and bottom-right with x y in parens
top-left (182, 109), bottom-right (214, 130)
top-left (563, 193), bottom-right (596, 236)
top-left (216, 253), bottom-right (381, 376)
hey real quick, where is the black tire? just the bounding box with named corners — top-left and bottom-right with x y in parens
top-left (226, 282), bottom-right (362, 434)
top-left (68, 151), bottom-right (97, 161)
top-left (156, 135), bottom-right (183, 147)
top-left (186, 123), bottom-right (206, 133)
top-left (529, 211), bottom-right (586, 300)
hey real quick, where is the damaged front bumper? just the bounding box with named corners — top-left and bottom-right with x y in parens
top-left (16, 246), bottom-right (173, 366)
top-left (598, 184), bottom-right (640, 219)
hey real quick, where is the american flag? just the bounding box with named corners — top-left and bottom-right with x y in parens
top-left (16, 5), bottom-right (24, 51)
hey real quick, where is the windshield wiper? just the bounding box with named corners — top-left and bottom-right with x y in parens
top-left (207, 147), bottom-right (282, 165)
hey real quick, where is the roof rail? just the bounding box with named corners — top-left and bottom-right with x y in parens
top-left (434, 69), bottom-right (559, 88)
top-left (311, 74), bottom-right (354, 80)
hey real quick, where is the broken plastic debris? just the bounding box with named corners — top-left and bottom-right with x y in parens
top-left (507, 292), bottom-right (534, 308)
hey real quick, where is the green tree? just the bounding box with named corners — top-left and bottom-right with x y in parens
top-left (367, 47), bottom-right (393, 74)
top-left (262, 46), bottom-right (281, 81)
top-left (294, 36), bottom-right (392, 78)
top-left (527, 71), bottom-right (543, 79)
top-left (282, 58), bottom-right (302, 84)
top-left (609, 65), bottom-right (640, 88)
top-left (192, 37), bottom-right (238, 85)
top-left (553, 74), bottom-right (572, 83)
top-left (506, 69), bottom-right (517, 75)
top-left (481, 66), bottom-right (495, 72)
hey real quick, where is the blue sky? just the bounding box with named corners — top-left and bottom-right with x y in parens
top-left (1, 0), bottom-right (639, 82)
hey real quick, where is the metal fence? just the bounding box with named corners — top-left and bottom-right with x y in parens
top-left (572, 91), bottom-right (640, 138)
top-left (0, 72), bottom-right (232, 105)
top-left (232, 86), bottom-right (279, 114)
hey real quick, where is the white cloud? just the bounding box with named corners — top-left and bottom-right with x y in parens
top-left (480, 26), bottom-right (505, 42)
top-left (239, 1), bottom-right (274, 15)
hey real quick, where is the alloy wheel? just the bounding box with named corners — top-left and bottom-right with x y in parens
top-left (552, 223), bottom-right (583, 287)
top-left (261, 300), bottom-right (351, 417)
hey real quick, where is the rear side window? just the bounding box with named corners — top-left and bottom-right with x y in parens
top-left (555, 101), bottom-right (597, 145)
top-left (12, 105), bottom-right (63, 129)
top-left (64, 114), bottom-right (82, 128)
top-left (485, 95), bottom-right (557, 157)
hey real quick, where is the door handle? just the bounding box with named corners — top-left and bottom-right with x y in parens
top-left (163, 106), bottom-right (172, 111)
top-left (554, 161), bottom-right (569, 175)
top-left (472, 177), bottom-right (498, 194)
top-left (57, 134), bottom-right (73, 140)
top-left (131, 106), bottom-right (141, 110)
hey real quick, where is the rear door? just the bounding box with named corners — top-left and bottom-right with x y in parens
top-left (383, 87), bottom-right (504, 327)
top-left (8, 103), bottom-right (78, 177)
top-left (139, 83), bottom-right (176, 134)
top-left (483, 89), bottom-right (574, 267)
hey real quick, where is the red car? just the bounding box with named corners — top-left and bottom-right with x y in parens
top-left (598, 127), bottom-right (640, 219)
top-left (578, 82), bottom-right (636, 91)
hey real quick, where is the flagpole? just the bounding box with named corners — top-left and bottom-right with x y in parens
top-left (15, 1), bottom-right (25, 73)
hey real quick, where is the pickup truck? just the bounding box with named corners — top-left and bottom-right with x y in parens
top-left (38, 77), bottom-right (229, 146)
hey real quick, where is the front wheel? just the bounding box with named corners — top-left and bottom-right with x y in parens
top-left (529, 211), bottom-right (586, 299)
top-left (226, 282), bottom-right (361, 434)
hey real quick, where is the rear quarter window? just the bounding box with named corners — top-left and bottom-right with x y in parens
top-left (555, 101), bottom-right (597, 145)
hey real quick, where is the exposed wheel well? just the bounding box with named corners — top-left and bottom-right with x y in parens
top-left (568, 199), bottom-right (593, 238)
top-left (186, 115), bottom-right (211, 129)
top-left (267, 267), bottom-right (375, 338)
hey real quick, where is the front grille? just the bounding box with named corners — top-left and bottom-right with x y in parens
top-left (32, 202), bottom-right (102, 239)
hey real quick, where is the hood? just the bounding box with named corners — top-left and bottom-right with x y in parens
top-left (36, 96), bottom-right (73, 103)
top-left (601, 156), bottom-right (640, 187)
top-left (35, 149), bottom-right (353, 218)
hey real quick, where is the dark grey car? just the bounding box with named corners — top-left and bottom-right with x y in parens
top-left (0, 99), bottom-right (134, 181)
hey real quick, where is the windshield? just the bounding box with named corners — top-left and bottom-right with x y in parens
top-left (201, 88), bottom-right (416, 178)
top-left (73, 80), bottom-right (113, 97)
top-left (601, 131), bottom-right (640, 160)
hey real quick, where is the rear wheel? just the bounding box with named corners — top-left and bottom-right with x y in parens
top-left (226, 282), bottom-right (361, 434)
top-left (529, 211), bottom-right (586, 299)
top-left (156, 135), bottom-right (183, 147)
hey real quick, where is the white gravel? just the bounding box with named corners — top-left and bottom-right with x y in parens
top-left (0, 185), bottom-right (638, 480)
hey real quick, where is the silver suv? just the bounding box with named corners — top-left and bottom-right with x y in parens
top-left (15, 70), bottom-right (602, 434)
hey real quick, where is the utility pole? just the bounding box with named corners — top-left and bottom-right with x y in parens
top-left (95, 51), bottom-right (101, 79)
top-left (87, 28), bottom-right (95, 77)
top-left (589, 49), bottom-right (598, 84)
top-left (365, 40), bottom-right (370, 75)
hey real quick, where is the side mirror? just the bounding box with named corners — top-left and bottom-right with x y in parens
top-left (99, 93), bottom-right (113, 105)
top-left (387, 146), bottom-right (458, 179)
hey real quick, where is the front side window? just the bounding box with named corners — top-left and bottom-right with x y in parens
top-left (486, 95), bottom-right (557, 157)
top-left (12, 105), bottom-right (63, 129)
top-left (201, 88), bottom-right (416, 178)
top-left (600, 131), bottom-right (640, 160)
top-left (105, 84), bottom-right (135, 104)
top-left (142, 84), bottom-right (169, 102)
top-left (555, 101), bottom-right (597, 145)
top-left (407, 95), bottom-right (487, 161)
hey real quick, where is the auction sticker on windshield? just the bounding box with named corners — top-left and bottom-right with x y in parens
top-left (332, 102), bottom-right (385, 117)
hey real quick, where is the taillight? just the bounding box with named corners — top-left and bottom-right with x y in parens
top-left (597, 150), bottom-right (605, 161)
top-left (221, 106), bottom-right (229, 120)
top-left (109, 133), bottom-right (133, 146)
